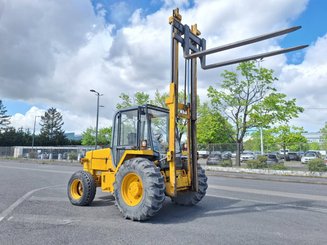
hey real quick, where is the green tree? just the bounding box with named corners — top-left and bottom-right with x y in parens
top-left (243, 129), bottom-right (278, 152)
top-left (81, 127), bottom-right (95, 145)
top-left (0, 100), bottom-right (10, 132)
top-left (81, 127), bottom-right (112, 146)
top-left (116, 92), bottom-right (150, 110)
top-left (319, 122), bottom-right (327, 150)
top-left (308, 142), bottom-right (320, 150)
top-left (208, 61), bottom-right (303, 166)
top-left (197, 102), bottom-right (233, 144)
top-left (150, 90), bottom-right (168, 108)
top-left (39, 107), bottom-right (67, 145)
top-left (0, 127), bottom-right (32, 146)
top-left (271, 125), bottom-right (307, 157)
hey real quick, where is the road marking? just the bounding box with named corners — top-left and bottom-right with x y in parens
top-left (0, 165), bottom-right (73, 174)
top-left (206, 193), bottom-right (327, 214)
top-left (209, 184), bottom-right (327, 202)
top-left (9, 214), bottom-right (74, 225)
top-left (0, 185), bottom-right (64, 223)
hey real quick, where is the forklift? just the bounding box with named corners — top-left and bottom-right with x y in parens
top-left (67, 9), bottom-right (307, 221)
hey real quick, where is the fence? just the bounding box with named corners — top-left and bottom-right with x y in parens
top-left (1, 142), bottom-right (326, 160)
top-left (197, 142), bottom-right (327, 156)
top-left (0, 146), bottom-right (94, 160)
top-left (0, 147), bottom-right (14, 157)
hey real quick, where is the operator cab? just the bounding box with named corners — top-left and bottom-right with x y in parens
top-left (111, 104), bottom-right (170, 166)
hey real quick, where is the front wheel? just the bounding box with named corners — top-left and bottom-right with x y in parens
top-left (114, 158), bottom-right (165, 221)
top-left (171, 166), bottom-right (208, 206)
top-left (67, 170), bottom-right (96, 206)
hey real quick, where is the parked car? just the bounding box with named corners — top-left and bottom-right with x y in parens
top-left (198, 150), bottom-right (209, 159)
top-left (285, 152), bottom-right (301, 161)
top-left (279, 149), bottom-right (289, 159)
top-left (297, 151), bottom-right (305, 158)
top-left (265, 154), bottom-right (280, 165)
top-left (308, 150), bottom-right (322, 158)
top-left (222, 151), bottom-right (232, 160)
top-left (301, 151), bottom-right (319, 164)
top-left (206, 153), bottom-right (223, 165)
top-left (240, 151), bottom-right (256, 162)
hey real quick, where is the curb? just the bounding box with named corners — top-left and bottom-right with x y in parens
top-left (203, 165), bottom-right (327, 178)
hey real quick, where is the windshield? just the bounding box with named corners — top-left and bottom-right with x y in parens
top-left (305, 152), bottom-right (316, 157)
top-left (148, 108), bottom-right (169, 153)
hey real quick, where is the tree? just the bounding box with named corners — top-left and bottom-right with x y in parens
top-left (150, 90), bottom-right (169, 108)
top-left (116, 92), bottom-right (150, 110)
top-left (0, 100), bottom-right (10, 132)
top-left (81, 127), bottom-right (112, 146)
top-left (308, 142), bottom-right (320, 150)
top-left (243, 129), bottom-right (278, 152)
top-left (208, 61), bottom-right (303, 166)
top-left (319, 122), bottom-right (327, 150)
top-left (197, 102), bottom-right (234, 144)
top-left (39, 107), bottom-right (67, 145)
top-left (271, 125), bottom-right (307, 157)
top-left (0, 127), bottom-right (32, 146)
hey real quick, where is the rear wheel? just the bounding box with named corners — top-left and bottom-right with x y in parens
top-left (171, 166), bottom-right (208, 206)
top-left (114, 158), bottom-right (165, 221)
top-left (67, 171), bottom-right (96, 206)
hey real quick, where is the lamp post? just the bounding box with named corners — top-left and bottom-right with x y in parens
top-left (260, 127), bottom-right (264, 155)
top-left (90, 89), bottom-right (103, 149)
top-left (32, 115), bottom-right (41, 153)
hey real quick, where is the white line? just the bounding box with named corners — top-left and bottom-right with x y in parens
top-left (9, 214), bottom-right (74, 225)
top-left (0, 185), bottom-right (64, 223)
top-left (209, 184), bottom-right (327, 202)
top-left (206, 194), bottom-right (327, 214)
top-left (0, 165), bottom-right (73, 174)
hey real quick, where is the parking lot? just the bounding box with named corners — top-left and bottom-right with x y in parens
top-left (1, 160), bottom-right (327, 245)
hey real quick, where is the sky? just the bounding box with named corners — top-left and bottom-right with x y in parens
top-left (0, 0), bottom-right (327, 135)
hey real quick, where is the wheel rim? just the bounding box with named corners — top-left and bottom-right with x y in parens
top-left (121, 173), bottom-right (143, 206)
top-left (70, 179), bottom-right (83, 200)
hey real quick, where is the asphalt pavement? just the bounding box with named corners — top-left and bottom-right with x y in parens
top-left (1, 160), bottom-right (327, 245)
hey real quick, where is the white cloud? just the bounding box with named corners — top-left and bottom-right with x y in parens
top-left (10, 107), bottom-right (45, 133)
top-left (279, 34), bottom-right (327, 131)
top-left (2, 0), bottom-right (322, 134)
top-left (10, 106), bottom-right (111, 134)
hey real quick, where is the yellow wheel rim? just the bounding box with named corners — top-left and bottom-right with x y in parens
top-left (70, 179), bottom-right (83, 200)
top-left (121, 173), bottom-right (143, 206)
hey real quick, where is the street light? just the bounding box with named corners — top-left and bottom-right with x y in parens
top-left (32, 115), bottom-right (41, 153)
top-left (90, 89), bottom-right (103, 149)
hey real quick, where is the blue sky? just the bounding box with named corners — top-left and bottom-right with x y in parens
top-left (1, 0), bottom-right (327, 133)
top-left (5, 0), bottom-right (324, 114)
top-left (281, 0), bottom-right (327, 64)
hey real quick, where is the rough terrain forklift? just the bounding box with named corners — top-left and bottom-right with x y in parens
top-left (67, 9), bottom-right (307, 221)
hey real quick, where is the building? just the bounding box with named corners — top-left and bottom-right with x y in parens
top-left (302, 132), bottom-right (322, 143)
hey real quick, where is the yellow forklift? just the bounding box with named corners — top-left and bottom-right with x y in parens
top-left (67, 9), bottom-right (307, 221)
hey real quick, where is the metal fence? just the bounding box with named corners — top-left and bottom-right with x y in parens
top-left (198, 142), bottom-right (327, 154)
top-left (0, 146), bottom-right (94, 160)
top-left (198, 143), bottom-right (238, 153)
top-left (0, 147), bottom-right (14, 157)
top-left (1, 142), bottom-right (326, 160)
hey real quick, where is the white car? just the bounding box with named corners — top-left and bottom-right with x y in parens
top-left (240, 151), bottom-right (256, 161)
top-left (301, 152), bottom-right (318, 164)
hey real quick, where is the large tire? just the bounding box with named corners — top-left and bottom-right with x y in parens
top-left (171, 166), bottom-right (208, 206)
top-left (67, 170), bottom-right (96, 206)
top-left (114, 158), bottom-right (165, 221)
